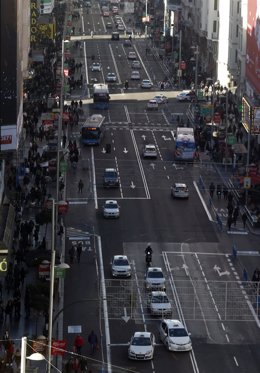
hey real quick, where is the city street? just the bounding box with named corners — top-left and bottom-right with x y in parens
top-left (62, 3), bottom-right (260, 373)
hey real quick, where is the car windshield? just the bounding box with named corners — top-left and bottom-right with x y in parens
top-left (151, 295), bottom-right (169, 303)
top-left (114, 258), bottom-right (129, 266)
top-left (147, 271), bottom-right (163, 278)
top-left (105, 171), bottom-right (117, 177)
top-left (169, 328), bottom-right (188, 337)
top-left (106, 202), bottom-right (117, 209)
top-left (146, 146), bottom-right (155, 151)
top-left (132, 337), bottom-right (151, 346)
top-left (176, 187), bottom-right (186, 191)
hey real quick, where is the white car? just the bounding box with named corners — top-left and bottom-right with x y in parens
top-left (128, 332), bottom-right (155, 360)
top-left (117, 24), bottom-right (125, 31)
top-left (145, 267), bottom-right (166, 291)
top-left (171, 183), bottom-right (189, 199)
top-left (111, 255), bottom-right (131, 277)
top-left (128, 51), bottom-right (137, 60)
top-left (147, 99), bottom-right (158, 110)
top-left (159, 319), bottom-right (192, 352)
top-left (176, 90), bottom-right (195, 102)
top-left (131, 70), bottom-right (140, 80)
top-left (106, 72), bottom-right (117, 82)
top-left (141, 79), bottom-right (153, 89)
top-left (153, 94), bottom-right (168, 104)
top-left (103, 200), bottom-right (120, 218)
top-left (131, 60), bottom-right (141, 69)
top-left (143, 144), bottom-right (157, 158)
top-left (147, 291), bottom-right (172, 316)
top-left (91, 62), bottom-right (102, 72)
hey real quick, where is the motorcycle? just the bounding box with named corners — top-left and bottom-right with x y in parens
top-left (146, 251), bottom-right (152, 267)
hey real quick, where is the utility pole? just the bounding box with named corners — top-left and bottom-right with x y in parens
top-left (178, 29), bottom-right (182, 89)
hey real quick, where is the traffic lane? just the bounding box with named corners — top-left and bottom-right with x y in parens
top-left (195, 342), bottom-right (260, 373)
top-left (108, 101), bottom-right (129, 123)
top-left (109, 342), bottom-right (193, 373)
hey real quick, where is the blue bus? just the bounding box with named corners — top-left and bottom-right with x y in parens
top-left (93, 83), bottom-right (110, 109)
top-left (81, 114), bottom-right (105, 145)
top-left (174, 127), bottom-right (196, 161)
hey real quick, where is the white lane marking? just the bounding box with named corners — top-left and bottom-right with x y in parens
top-left (193, 180), bottom-right (214, 221)
top-left (124, 105), bottom-right (131, 123)
top-left (97, 235), bottom-right (112, 373)
top-left (151, 131), bottom-right (163, 161)
top-left (91, 147), bottom-right (98, 210)
top-left (109, 44), bottom-right (122, 84)
top-left (130, 129), bottom-right (151, 199)
top-left (115, 156), bottom-right (123, 198)
top-left (132, 260), bottom-right (146, 327)
top-left (233, 356), bottom-right (239, 367)
top-left (133, 45), bottom-right (152, 82)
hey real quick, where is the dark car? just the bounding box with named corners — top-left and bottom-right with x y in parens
top-left (103, 168), bottom-right (119, 188)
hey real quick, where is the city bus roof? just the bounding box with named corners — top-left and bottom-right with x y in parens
top-left (82, 114), bottom-right (105, 128)
top-left (93, 83), bottom-right (109, 93)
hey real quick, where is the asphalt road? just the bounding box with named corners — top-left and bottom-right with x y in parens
top-left (62, 3), bottom-right (260, 373)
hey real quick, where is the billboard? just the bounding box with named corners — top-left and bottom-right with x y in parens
top-left (246, 0), bottom-right (260, 94)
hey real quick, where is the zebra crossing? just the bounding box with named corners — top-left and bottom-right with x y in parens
top-left (66, 227), bottom-right (92, 251)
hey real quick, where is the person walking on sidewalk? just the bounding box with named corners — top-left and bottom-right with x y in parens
top-left (233, 206), bottom-right (239, 226)
top-left (69, 245), bottom-right (76, 264)
top-left (88, 330), bottom-right (98, 354)
top-left (78, 180), bottom-right (84, 194)
top-left (227, 215), bottom-right (233, 231)
top-left (77, 242), bottom-right (82, 263)
top-left (209, 182), bottom-right (215, 199)
top-left (242, 212), bottom-right (247, 229)
top-left (74, 334), bottom-right (85, 355)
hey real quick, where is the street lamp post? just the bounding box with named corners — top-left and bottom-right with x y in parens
top-left (178, 29), bottom-right (182, 89)
top-left (21, 337), bottom-right (45, 373)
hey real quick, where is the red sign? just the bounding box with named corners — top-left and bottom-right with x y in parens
top-left (0, 136), bottom-right (12, 145)
top-left (52, 340), bottom-right (67, 356)
top-left (180, 61), bottom-right (186, 70)
top-left (213, 112), bottom-right (221, 124)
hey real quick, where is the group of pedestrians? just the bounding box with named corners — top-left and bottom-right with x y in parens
top-left (69, 242), bottom-right (83, 264)
top-left (74, 331), bottom-right (98, 355)
top-left (208, 182), bottom-right (248, 230)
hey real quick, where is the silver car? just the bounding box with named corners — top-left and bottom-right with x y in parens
top-left (145, 267), bottom-right (166, 291)
top-left (103, 200), bottom-right (120, 218)
top-left (106, 72), bottom-right (117, 82)
top-left (171, 183), bottom-right (189, 199)
top-left (111, 255), bottom-right (131, 277)
top-left (159, 319), bottom-right (192, 351)
top-left (147, 291), bottom-right (172, 316)
top-left (143, 144), bottom-right (157, 158)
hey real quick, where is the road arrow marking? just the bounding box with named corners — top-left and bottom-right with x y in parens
top-left (130, 181), bottom-right (136, 189)
top-left (213, 265), bottom-right (230, 276)
top-left (122, 307), bottom-right (130, 323)
top-left (162, 135), bottom-right (172, 141)
top-left (150, 163), bottom-right (155, 169)
top-left (101, 147), bottom-right (106, 153)
top-left (123, 147), bottom-right (128, 154)
top-left (141, 135), bottom-right (146, 141)
top-left (182, 263), bottom-right (189, 276)
top-left (172, 163), bottom-right (184, 170)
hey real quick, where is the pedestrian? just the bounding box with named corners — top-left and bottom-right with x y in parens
top-left (79, 357), bottom-right (88, 372)
top-left (124, 80), bottom-right (129, 90)
top-left (209, 182), bottom-right (215, 198)
top-left (242, 212), bottom-right (247, 229)
top-left (216, 184), bottom-right (222, 200)
top-left (233, 206), bottom-right (239, 226)
top-left (252, 268), bottom-right (260, 283)
top-left (78, 179), bottom-right (84, 194)
top-left (88, 330), bottom-right (98, 354)
top-left (14, 348), bottom-right (21, 369)
top-left (222, 185), bottom-right (228, 200)
top-left (77, 242), bottom-right (82, 263)
top-left (227, 215), bottom-right (233, 231)
top-left (62, 134), bottom-right (67, 148)
top-left (69, 245), bottom-right (76, 264)
top-left (74, 334), bottom-right (85, 355)
top-left (227, 202), bottom-right (233, 217)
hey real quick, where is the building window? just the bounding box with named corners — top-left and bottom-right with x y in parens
top-left (237, 1), bottom-right (240, 14)
top-left (213, 20), bottom-right (217, 33)
top-left (214, 0), bottom-right (218, 11)
top-left (236, 25), bottom-right (239, 38)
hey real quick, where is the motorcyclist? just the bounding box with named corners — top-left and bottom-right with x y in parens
top-left (145, 244), bottom-right (153, 255)
top-left (145, 244), bottom-right (153, 266)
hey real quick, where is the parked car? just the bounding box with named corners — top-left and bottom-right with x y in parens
top-left (159, 319), bottom-right (192, 352)
top-left (103, 200), bottom-right (120, 218)
top-left (147, 99), bottom-right (158, 110)
top-left (143, 144), bottom-right (157, 158)
top-left (131, 70), bottom-right (140, 80)
top-left (171, 183), bottom-right (189, 199)
top-left (106, 72), bottom-right (117, 82)
top-left (147, 291), bottom-right (172, 316)
top-left (128, 332), bottom-right (155, 360)
top-left (141, 79), bottom-right (153, 89)
top-left (111, 255), bottom-right (131, 277)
